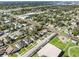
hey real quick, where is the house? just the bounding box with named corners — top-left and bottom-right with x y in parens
top-left (4, 20), bottom-right (10, 24)
top-left (39, 29), bottom-right (48, 36)
top-left (10, 47), bottom-right (20, 53)
top-left (59, 36), bottom-right (68, 43)
top-left (17, 23), bottom-right (23, 29)
top-left (0, 48), bottom-right (6, 56)
top-left (8, 34), bottom-right (18, 40)
top-left (15, 40), bottom-right (27, 49)
top-left (71, 36), bottom-right (79, 44)
top-left (77, 34), bottom-right (79, 38)
top-left (35, 35), bottom-right (39, 39)
top-left (22, 24), bottom-right (27, 27)
top-left (3, 38), bottom-right (9, 44)
top-left (30, 37), bottom-right (35, 41)
top-left (5, 45), bottom-right (20, 54)
top-left (31, 36), bottom-right (36, 40)
top-left (0, 40), bottom-right (4, 47)
top-left (71, 40), bottom-right (78, 44)
top-left (5, 45), bottom-right (14, 54)
top-left (37, 43), bottom-right (62, 57)
top-left (4, 29), bottom-right (9, 33)
top-left (23, 38), bottom-right (33, 45)
top-left (8, 31), bottom-right (23, 40)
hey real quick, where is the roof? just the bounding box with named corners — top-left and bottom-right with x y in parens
top-left (37, 43), bottom-right (62, 57)
top-left (15, 40), bottom-right (27, 49)
top-left (11, 47), bottom-right (20, 53)
top-left (0, 41), bottom-right (4, 47)
top-left (0, 48), bottom-right (6, 56)
top-left (23, 38), bottom-right (32, 45)
top-left (5, 45), bottom-right (14, 54)
top-left (0, 32), bottom-right (4, 36)
top-left (9, 34), bottom-right (18, 40)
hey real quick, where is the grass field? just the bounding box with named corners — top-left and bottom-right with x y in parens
top-left (49, 36), bottom-right (77, 57)
top-left (32, 36), bottom-right (78, 57)
top-left (63, 40), bottom-right (76, 57)
top-left (49, 36), bottom-right (66, 50)
top-left (69, 47), bottom-right (79, 57)
top-left (18, 47), bottom-right (27, 54)
top-left (8, 53), bottom-right (17, 57)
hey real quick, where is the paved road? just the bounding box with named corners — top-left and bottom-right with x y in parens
top-left (22, 33), bottom-right (57, 57)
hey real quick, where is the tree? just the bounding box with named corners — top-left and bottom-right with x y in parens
top-left (72, 27), bottom-right (79, 36)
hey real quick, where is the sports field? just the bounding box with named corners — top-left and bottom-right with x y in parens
top-left (49, 36), bottom-right (66, 50)
top-left (68, 46), bottom-right (79, 57)
top-left (49, 36), bottom-right (77, 57)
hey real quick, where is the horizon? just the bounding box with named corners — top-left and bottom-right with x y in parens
top-left (0, 0), bottom-right (79, 2)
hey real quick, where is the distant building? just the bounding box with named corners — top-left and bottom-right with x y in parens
top-left (37, 43), bottom-right (62, 57)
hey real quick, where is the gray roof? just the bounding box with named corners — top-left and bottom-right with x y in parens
top-left (23, 39), bottom-right (32, 45)
top-left (15, 40), bottom-right (27, 49)
top-left (11, 47), bottom-right (20, 53)
top-left (0, 41), bottom-right (4, 47)
top-left (0, 48), bottom-right (6, 56)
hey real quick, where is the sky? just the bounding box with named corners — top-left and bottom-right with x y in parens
top-left (0, 0), bottom-right (79, 1)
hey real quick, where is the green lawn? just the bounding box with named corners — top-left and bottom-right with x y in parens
top-left (18, 47), bottom-right (27, 54)
top-left (49, 36), bottom-right (66, 50)
top-left (8, 53), bottom-right (17, 57)
top-left (70, 47), bottom-right (79, 57)
top-left (49, 36), bottom-right (77, 57)
top-left (63, 40), bottom-right (76, 57)
top-left (55, 40), bottom-right (67, 49)
top-left (50, 36), bottom-right (59, 44)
